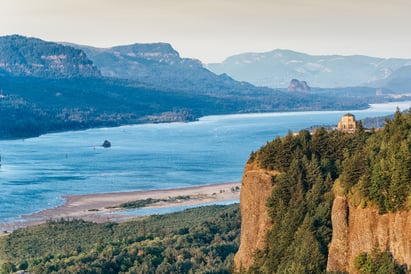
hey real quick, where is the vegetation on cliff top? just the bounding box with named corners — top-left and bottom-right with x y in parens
top-left (341, 109), bottom-right (411, 213)
top-left (355, 247), bottom-right (405, 274)
top-left (248, 109), bottom-right (411, 273)
top-left (0, 204), bottom-right (240, 273)
top-left (249, 129), bottom-right (359, 273)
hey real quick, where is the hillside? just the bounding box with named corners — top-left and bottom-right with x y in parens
top-left (377, 65), bottom-right (411, 92)
top-left (0, 205), bottom-right (240, 273)
top-left (0, 35), bottom-right (377, 139)
top-left (69, 42), bottom-right (285, 97)
top-left (0, 35), bottom-right (101, 78)
top-left (235, 110), bottom-right (411, 273)
top-left (207, 49), bottom-right (411, 89)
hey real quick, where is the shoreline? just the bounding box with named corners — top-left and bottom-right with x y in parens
top-left (0, 182), bottom-right (241, 234)
top-left (0, 102), bottom-right (388, 141)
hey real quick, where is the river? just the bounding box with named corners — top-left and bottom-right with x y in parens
top-left (0, 101), bottom-right (410, 223)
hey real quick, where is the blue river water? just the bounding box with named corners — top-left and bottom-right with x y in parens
top-left (0, 101), bottom-right (410, 223)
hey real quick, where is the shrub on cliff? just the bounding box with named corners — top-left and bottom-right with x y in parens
top-left (355, 248), bottom-right (406, 274)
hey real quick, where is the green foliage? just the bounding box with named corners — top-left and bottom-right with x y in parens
top-left (110, 196), bottom-right (192, 210)
top-left (353, 109), bottom-right (411, 213)
top-left (0, 204), bottom-right (240, 273)
top-left (112, 198), bottom-right (162, 209)
top-left (251, 111), bottom-right (411, 272)
top-left (255, 158), bottom-right (333, 273)
top-left (354, 247), bottom-right (406, 274)
top-left (251, 128), bottom-right (348, 273)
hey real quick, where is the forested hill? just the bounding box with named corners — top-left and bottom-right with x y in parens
top-left (241, 109), bottom-right (411, 273)
top-left (70, 42), bottom-right (282, 96)
top-left (0, 35), bottom-right (101, 78)
top-left (0, 35), bottom-right (376, 139)
top-left (0, 205), bottom-right (241, 273)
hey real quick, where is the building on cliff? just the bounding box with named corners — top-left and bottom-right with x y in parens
top-left (337, 113), bottom-right (357, 133)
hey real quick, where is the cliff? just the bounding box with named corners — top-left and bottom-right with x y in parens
top-left (0, 35), bottom-right (101, 78)
top-left (327, 194), bottom-right (411, 273)
top-left (287, 79), bottom-right (310, 92)
top-left (234, 167), bottom-right (411, 273)
top-left (234, 162), bottom-right (277, 271)
top-left (235, 113), bottom-right (411, 272)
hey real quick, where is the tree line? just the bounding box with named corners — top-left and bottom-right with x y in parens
top-left (248, 109), bottom-right (410, 273)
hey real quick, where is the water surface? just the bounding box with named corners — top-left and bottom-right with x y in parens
top-left (0, 101), bottom-right (410, 223)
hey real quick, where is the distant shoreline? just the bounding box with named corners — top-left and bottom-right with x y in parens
top-left (0, 182), bottom-right (241, 234)
top-left (0, 105), bottom-right (374, 141)
top-left (3, 101), bottom-right (409, 141)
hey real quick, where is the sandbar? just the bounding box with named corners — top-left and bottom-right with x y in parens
top-left (0, 182), bottom-right (240, 233)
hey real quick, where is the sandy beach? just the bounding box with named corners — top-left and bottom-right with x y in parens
top-left (0, 182), bottom-right (240, 233)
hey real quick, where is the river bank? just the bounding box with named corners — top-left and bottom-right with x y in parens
top-left (0, 182), bottom-right (240, 234)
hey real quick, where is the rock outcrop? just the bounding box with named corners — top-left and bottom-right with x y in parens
top-left (0, 35), bottom-right (101, 78)
top-left (234, 162), bottom-right (277, 271)
top-left (327, 195), bottom-right (411, 273)
top-left (287, 79), bottom-right (310, 92)
top-left (102, 140), bottom-right (111, 148)
top-left (234, 164), bottom-right (411, 273)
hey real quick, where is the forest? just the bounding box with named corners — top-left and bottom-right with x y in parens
top-left (0, 205), bottom-right (240, 273)
top-left (0, 75), bottom-right (371, 140)
top-left (247, 109), bottom-right (410, 273)
top-left (2, 112), bottom-right (411, 273)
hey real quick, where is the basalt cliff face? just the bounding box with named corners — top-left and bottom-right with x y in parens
top-left (327, 195), bottom-right (411, 273)
top-left (235, 166), bottom-right (411, 273)
top-left (233, 162), bottom-right (277, 271)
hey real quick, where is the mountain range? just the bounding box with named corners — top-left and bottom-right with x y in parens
top-left (0, 35), bottom-right (408, 139)
top-left (207, 49), bottom-right (411, 90)
top-left (0, 35), bottom-right (336, 139)
top-left (66, 42), bottom-right (277, 97)
top-left (0, 35), bottom-right (101, 78)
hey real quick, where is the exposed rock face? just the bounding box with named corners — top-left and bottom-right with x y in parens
top-left (102, 140), bottom-right (111, 148)
top-left (234, 162), bottom-right (277, 271)
top-left (234, 164), bottom-right (411, 273)
top-left (327, 195), bottom-right (411, 273)
top-left (0, 35), bottom-right (101, 78)
top-left (287, 79), bottom-right (310, 92)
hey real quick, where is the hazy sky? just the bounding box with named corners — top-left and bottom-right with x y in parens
top-left (1, 0), bottom-right (410, 63)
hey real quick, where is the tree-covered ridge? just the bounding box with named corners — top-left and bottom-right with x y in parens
top-left (0, 35), bottom-right (101, 78)
top-left (340, 109), bottom-right (411, 213)
top-left (0, 204), bottom-right (240, 274)
top-left (249, 129), bottom-right (357, 273)
top-left (249, 110), bottom-right (411, 273)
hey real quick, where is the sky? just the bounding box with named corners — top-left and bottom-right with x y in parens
top-left (1, 0), bottom-right (410, 63)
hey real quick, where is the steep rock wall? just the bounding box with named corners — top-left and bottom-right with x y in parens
top-left (234, 162), bottom-right (277, 271)
top-left (327, 195), bottom-right (411, 273)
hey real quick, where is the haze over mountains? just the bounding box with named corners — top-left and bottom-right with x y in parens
top-left (0, 35), bottom-right (101, 78)
top-left (0, 34), bottom-right (409, 139)
top-left (207, 49), bottom-right (411, 90)
top-left (68, 42), bottom-right (274, 96)
top-left (0, 35), bottom-right (326, 139)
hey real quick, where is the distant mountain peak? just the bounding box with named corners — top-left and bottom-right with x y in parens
top-left (287, 79), bottom-right (310, 92)
top-left (113, 42), bottom-right (178, 54)
top-left (207, 49), bottom-right (411, 89)
top-left (0, 35), bottom-right (101, 78)
top-left (71, 41), bottom-right (208, 83)
top-left (110, 42), bottom-right (182, 65)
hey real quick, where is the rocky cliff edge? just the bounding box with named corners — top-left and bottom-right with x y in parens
top-left (235, 165), bottom-right (411, 273)
top-left (327, 193), bottom-right (411, 273)
top-left (234, 162), bottom-right (277, 271)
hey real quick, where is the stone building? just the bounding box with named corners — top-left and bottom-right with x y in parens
top-left (337, 113), bottom-right (357, 133)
